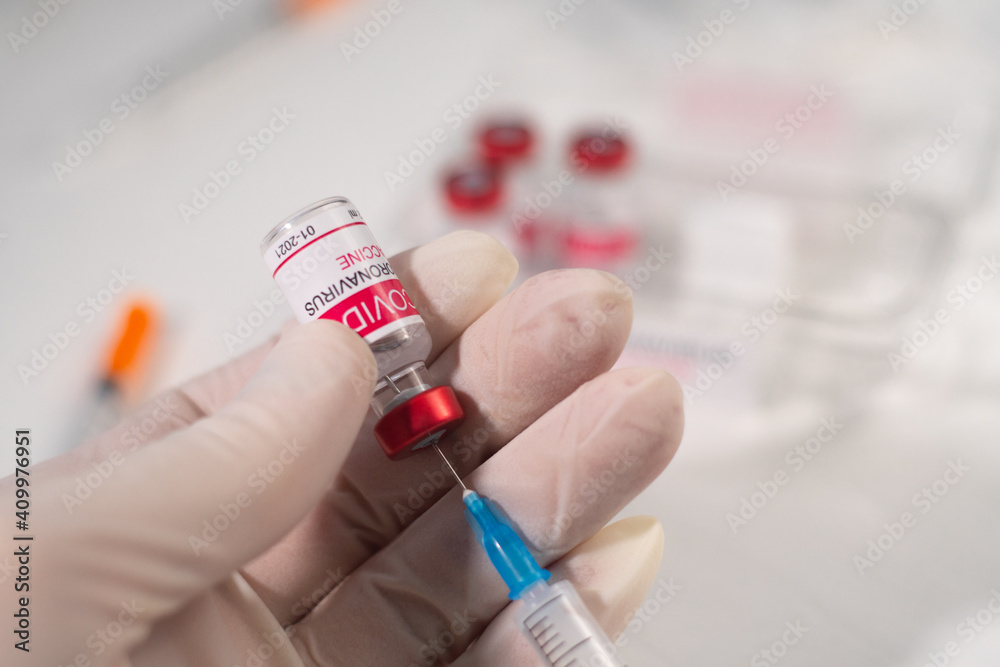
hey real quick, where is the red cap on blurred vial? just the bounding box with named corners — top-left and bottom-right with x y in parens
top-left (570, 131), bottom-right (630, 172)
top-left (444, 163), bottom-right (504, 215)
top-left (478, 120), bottom-right (536, 163)
top-left (373, 386), bottom-right (465, 460)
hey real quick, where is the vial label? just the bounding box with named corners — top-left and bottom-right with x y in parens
top-left (263, 207), bottom-right (422, 342)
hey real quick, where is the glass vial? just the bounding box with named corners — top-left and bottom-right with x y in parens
top-left (261, 197), bottom-right (463, 459)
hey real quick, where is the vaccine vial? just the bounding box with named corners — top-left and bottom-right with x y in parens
top-left (260, 197), bottom-right (464, 460)
top-left (441, 161), bottom-right (510, 245)
top-left (563, 129), bottom-right (641, 274)
top-left (475, 118), bottom-right (541, 266)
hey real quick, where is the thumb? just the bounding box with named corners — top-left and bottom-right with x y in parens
top-left (32, 321), bottom-right (375, 664)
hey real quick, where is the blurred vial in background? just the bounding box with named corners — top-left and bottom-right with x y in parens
top-left (475, 118), bottom-right (542, 267)
top-left (478, 118), bottom-right (536, 167)
top-left (561, 129), bottom-right (643, 276)
top-left (440, 161), bottom-right (510, 245)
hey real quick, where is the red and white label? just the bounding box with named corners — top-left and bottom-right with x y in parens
top-left (263, 205), bottom-right (423, 343)
top-left (318, 278), bottom-right (419, 338)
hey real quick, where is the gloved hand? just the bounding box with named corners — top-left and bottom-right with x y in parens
top-left (2, 231), bottom-right (684, 666)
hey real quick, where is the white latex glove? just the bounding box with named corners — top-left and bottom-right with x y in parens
top-left (1, 231), bottom-right (684, 667)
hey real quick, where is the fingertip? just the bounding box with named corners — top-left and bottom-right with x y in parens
top-left (439, 229), bottom-right (520, 287)
top-left (645, 369), bottom-right (684, 449)
top-left (604, 367), bottom-right (685, 468)
top-left (592, 268), bottom-right (635, 308)
top-left (579, 515), bottom-right (665, 564)
top-left (289, 318), bottom-right (376, 368)
top-left (252, 319), bottom-right (377, 405)
top-left (420, 230), bottom-right (519, 326)
top-left (390, 230), bottom-right (519, 358)
top-left (517, 268), bottom-right (632, 310)
top-left (401, 229), bottom-right (519, 306)
top-left (497, 268), bottom-right (635, 383)
top-left (557, 516), bottom-right (667, 639)
top-left (640, 367), bottom-right (685, 453)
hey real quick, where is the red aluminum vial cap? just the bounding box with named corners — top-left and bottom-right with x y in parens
top-left (570, 132), bottom-right (630, 172)
top-left (373, 385), bottom-right (465, 460)
top-left (478, 121), bottom-right (535, 163)
top-left (444, 163), bottom-right (504, 214)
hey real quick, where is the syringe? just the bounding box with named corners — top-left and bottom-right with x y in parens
top-left (433, 446), bottom-right (627, 667)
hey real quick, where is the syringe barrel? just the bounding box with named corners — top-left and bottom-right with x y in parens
top-left (515, 580), bottom-right (626, 667)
